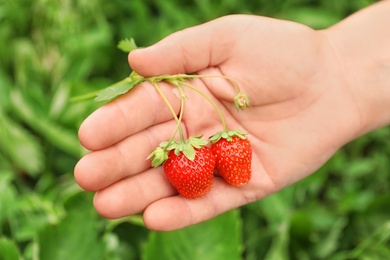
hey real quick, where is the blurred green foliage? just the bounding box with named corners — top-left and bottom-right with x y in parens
top-left (0, 0), bottom-right (389, 259)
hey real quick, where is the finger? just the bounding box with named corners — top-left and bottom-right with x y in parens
top-left (128, 15), bottom-right (250, 76)
top-left (92, 158), bottom-right (275, 227)
top-left (78, 81), bottom-right (181, 151)
top-left (74, 120), bottom-right (183, 191)
top-left (93, 167), bottom-right (177, 218)
top-left (142, 175), bottom-right (273, 231)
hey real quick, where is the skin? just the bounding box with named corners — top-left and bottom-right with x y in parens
top-left (74, 1), bottom-right (390, 231)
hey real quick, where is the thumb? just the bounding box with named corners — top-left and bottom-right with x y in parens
top-left (128, 15), bottom-right (242, 76)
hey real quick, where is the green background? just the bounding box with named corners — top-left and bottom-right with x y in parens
top-left (0, 0), bottom-right (389, 259)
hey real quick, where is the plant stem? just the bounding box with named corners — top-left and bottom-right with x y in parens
top-left (152, 80), bottom-right (185, 141)
top-left (70, 90), bottom-right (101, 102)
top-left (180, 81), bottom-right (227, 131)
top-left (181, 74), bottom-right (242, 94)
top-left (167, 85), bottom-right (186, 144)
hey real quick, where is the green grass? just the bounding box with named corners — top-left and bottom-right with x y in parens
top-left (1, 0), bottom-right (388, 259)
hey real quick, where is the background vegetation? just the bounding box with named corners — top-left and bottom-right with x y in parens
top-left (0, 0), bottom-right (389, 259)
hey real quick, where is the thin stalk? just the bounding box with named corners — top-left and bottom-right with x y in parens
top-left (152, 80), bottom-right (185, 141)
top-left (167, 85), bottom-right (186, 144)
top-left (180, 74), bottom-right (242, 94)
top-left (147, 74), bottom-right (242, 94)
top-left (70, 90), bottom-right (101, 102)
top-left (180, 81), bottom-right (227, 131)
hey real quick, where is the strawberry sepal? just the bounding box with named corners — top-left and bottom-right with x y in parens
top-left (209, 129), bottom-right (248, 143)
top-left (148, 136), bottom-right (209, 165)
top-left (147, 146), bottom-right (169, 167)
top-left (234, 93), bottom-right (250, 110)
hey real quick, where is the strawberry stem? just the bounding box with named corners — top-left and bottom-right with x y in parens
top-left (189, 74), bottom-right (242, 94)
top-left (151, 80), bottom-right (185, 142)
top-left (180, 81), bottom-right (227, 131)
top-left (169, 84), bottom-right (186, 143)
top-left (70, 90), bottom-right (101, 102)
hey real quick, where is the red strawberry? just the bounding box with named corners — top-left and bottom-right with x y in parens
top-left (210, 130), bottom-right (252, 187)
top-left (148, 136), bottom-right (215, 199)
top-left (164, 147), bottom-right (215, 198)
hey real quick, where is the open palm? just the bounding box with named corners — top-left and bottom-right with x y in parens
top-left (75, 15), bottom-right (362, 230)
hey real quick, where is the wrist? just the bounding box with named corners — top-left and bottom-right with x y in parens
top-left (323, 1), bottom-right (390, 136)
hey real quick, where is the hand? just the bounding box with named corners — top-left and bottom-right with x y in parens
top-left (74, 15), bottom-right (364, 230)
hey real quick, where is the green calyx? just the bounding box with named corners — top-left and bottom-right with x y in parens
top-left (234, 93), bottom-right (250, 110)
top-left (147, 136), bottom-right (209, 167)
top-left (171, 136), bottom-right (209, 160)
top-left (209, 129), bottom-right (248, 143)
top-left (147, 146), bottom-right (168, 168)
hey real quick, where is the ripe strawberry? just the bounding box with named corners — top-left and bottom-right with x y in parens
top-left (210, 130), bottom-right (252, 187)
top-left (164, 146), bottom-right (215, 198)
top-left (148, 136), bottom-right (215, 199)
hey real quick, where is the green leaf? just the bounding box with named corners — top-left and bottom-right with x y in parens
top-left (38, 211), bottom-right (105, 260)
top-left (94, 78), bottom-right (137, 102)
top-left (331, 221), bottom-right (390, 260)
top-left (117, 38), bottom-right (138, 53)
top-left (106, 215), bottom-right (146, 231)
top-left (0, 71), bottom-right (12, 110)
top-left (49, 82), bottom-right (70, 119)
top-left (70, 90), bottom-right (101, 103)
top-left (258, 189), bottom-right (294, 225)
top-left (248, 187), bottom-right (295, 259)
top-left (0, 171), bottom-right (17, 224)
top-left (9, 194), bottom-right (63, 242)
top-left (10, 90), bottom-right (81, 157)
top-left (314, 217), bottom-right (348, 259)
top-left (263, 220), bottom-right (290, 260)
top-left (0, 110), bottom-right (44, 175)
top-left (33, 187), bottom-right (104, 260)
top-left (143, 210), bottom-right (242, 260)
top-left (0, 237), bottom-right (21, 260)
